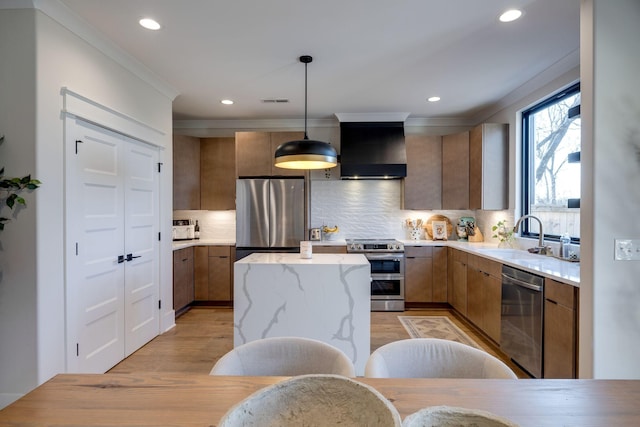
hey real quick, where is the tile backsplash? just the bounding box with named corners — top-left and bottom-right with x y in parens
top-left (175, 180), bottom-right (515, 244)
top-left (173, 210), bottom-right (236, 241)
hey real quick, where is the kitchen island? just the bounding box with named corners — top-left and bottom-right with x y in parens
top-left (234, 252), bottom-right (371, 375)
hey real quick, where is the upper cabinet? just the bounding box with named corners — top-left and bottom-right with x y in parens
top-left (442, 131), bottom-right (470, 209)
top-left (404, 124), bottom-right (508, 211)
top-left (173, 134), bottom-right (201, 210)
top-left (469, 123), bottom-right (508, 210)
top-left (201, 137), bottom-right (236, 210)
top-left (236, 131), bottom-right (306, 177)
top-left (404, 135), bottom-right (442, 210)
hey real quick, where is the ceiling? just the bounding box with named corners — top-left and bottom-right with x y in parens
top-left (58, 0), bottom-right (580, 123)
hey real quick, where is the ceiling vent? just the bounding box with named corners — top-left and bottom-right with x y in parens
top-left (261, 98), bottom-right (290, 103)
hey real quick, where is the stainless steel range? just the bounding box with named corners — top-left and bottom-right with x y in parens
top-left (346, 239), bottom-right (405, 312)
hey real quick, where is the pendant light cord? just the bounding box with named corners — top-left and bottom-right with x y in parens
top-left (303, 59), bottom-right (309, 140)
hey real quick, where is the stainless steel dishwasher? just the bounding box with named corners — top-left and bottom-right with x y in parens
top-left (501, 265), bottom-right (544, 378)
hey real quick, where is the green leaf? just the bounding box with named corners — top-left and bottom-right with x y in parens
top-left (16, 196), bottom-right (26, 206)
top-left (20, 175), bottom-right (32, 184)
top-left (6, 193), bottom-right (17, 209)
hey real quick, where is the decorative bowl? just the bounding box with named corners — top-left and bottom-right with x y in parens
top-left (402, 405), bottom-right (519, 427)
top-left (218, 374), bottom-right (401, 426)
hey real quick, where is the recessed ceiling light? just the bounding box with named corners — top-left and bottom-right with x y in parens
top-left (221, 99), bottom-right (234, 105)
top-left (139, 18), bottom-right (161, 30)
top-left (499, 9), bottom-right (522, 23)
top-left (427, 96), bottom-right (441, 102)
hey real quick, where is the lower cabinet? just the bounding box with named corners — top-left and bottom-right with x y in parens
top-left (173, 247), bottom-right (194, 312)
top-left (195, 246), bottom-right (234, 303)
top-left (405, 246), bottom-right (448, 304)
top-left (466, 254), bottom-right (502, 343)
top-left (544, 278), bottom-right (578, 378)
top-left (405, 247), bottom-right (434, 303)
top-left (449, 249), bottom-right (468, 315)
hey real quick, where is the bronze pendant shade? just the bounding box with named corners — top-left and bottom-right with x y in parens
top-left (274, 55), bottom-right (337, 170)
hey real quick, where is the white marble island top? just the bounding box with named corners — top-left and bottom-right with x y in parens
top-left (235, 252), bottom-right (368, 265)
top-left (234, 253), bottom-right (371, 375)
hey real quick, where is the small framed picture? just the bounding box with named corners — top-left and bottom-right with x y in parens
top-left (432, 220), bottom-right (448, 240)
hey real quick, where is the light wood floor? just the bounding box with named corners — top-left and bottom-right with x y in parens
top-left (109, 307), bottom-right (529, 378)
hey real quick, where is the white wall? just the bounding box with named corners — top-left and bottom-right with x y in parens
top-left (0, 6), bottom-right (175, 407)
top-left (580, 0), bottom-right (640, 379)
top-left (0, 8), bottom-right (39, 408)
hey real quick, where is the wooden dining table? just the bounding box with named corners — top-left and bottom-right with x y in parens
top-left (1, 373), bottom-right (639, 426)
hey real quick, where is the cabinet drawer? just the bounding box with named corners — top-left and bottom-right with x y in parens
top-left (313, 245), bottom-right (347, 254)
top-left (545, 278), bottom-right (576, 308)
top-left (467, 253), bottom-right (481, 269)
top-left (482, 258), bottom-right (502, 278)
top-left (405, 246), bottom-right (432, 258)
top-left (208, 246), bottom-right (231, 257)
top-left (452, 249), bottom-right (468, 264)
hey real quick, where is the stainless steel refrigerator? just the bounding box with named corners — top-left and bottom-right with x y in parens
top-left (235, 178), bottom-right (305, 260)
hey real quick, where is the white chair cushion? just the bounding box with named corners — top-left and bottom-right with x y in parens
top-left (365, 338), bottom-right (517, 379)
top-left (210, 336), bottom-right (356, 377)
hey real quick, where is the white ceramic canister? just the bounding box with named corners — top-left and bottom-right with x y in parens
top-left (300, 241), bottom-right (313, 259)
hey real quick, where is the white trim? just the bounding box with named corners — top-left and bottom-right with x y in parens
top-left (334, 112), bottom-right (410, 122)
top-left (62, 87), bottom-right (165, 146)
top-left (173, 116), bottom-right (472, 135)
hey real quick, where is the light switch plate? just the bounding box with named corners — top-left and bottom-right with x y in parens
top-left (614, 239), bottom-right (640, 260)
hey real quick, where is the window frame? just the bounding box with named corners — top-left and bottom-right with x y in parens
top-left (521, 82), bottom-right (581, 243)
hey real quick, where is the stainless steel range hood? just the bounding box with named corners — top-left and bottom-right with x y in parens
top-left (338, 120), bottom-right (407, 179)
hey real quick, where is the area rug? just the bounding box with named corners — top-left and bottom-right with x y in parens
top-left (398, 316), bottom-right (482, 350)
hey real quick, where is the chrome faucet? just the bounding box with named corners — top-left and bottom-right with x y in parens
top-left (513, 215), bottom-right (550, 255)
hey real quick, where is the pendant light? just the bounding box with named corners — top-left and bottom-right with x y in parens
top-left (274, 55), bottom-right (338, 170)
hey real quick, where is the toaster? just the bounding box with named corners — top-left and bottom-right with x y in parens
top-left (172, 224), bottom-right (195, 240)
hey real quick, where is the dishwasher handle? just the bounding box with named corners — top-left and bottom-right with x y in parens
top-left (502, 273), bottom-right (543, 292)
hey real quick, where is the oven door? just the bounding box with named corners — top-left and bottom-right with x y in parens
top-left (366, 253), bottom-right (404, 275)
top-left (370, 274), bottom-right (404, 300)
top-left (366, 253), bottom-right (405, 300)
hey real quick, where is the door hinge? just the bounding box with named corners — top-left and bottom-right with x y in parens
top-left (75, 139), bottom-right (83, 154)
top-left (158, 300), bottom-right (162, 310)
top-left (158, 232), bottom-right (161, 241)
top-left (76, 343), bottom-right (79, 356)
top-left (75, 242), bottom-right (79, 256)
top-left (157, 162), bottom-right (163, 173)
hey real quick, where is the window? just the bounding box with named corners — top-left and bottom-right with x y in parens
top-left (521, 83), bottom-right (581, 241)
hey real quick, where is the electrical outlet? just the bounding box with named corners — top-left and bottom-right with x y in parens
top-left (615, 239), bottom-right (640, 260)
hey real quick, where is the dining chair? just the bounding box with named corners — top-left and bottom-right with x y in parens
top-left (364, 338), bottom-right (518, 379)
top-left (209, 336), bottom-right (356, 377)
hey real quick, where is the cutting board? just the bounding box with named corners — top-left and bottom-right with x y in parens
top-left (424, 215), bottom-right (453, 240)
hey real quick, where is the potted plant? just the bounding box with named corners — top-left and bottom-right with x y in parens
top-left (0, 135), bottom-right (41, 231)
top-left (492, 220), bottom-right (515, 248)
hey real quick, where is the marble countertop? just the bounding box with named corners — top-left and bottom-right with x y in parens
top-left (236, 252), bottom-right (369, 265)
top-left (172, 238), bottom-right (235, 250)
top-left (171, 238), bottom-right (579, 287)
top-left (400, 239), bottom-right (580, 287)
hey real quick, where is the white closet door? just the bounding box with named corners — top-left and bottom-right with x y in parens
top-left (65, 118), bottom-right (160, 373)
top-left (123, 141), bottom-right (160, 356)
top-left (66, 119), bottom-right (126, 373)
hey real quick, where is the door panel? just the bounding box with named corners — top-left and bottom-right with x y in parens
top-left (269, 178), bottom-right (304, 248)
top-left (123, 142), bottom-right (159, 356)
top-left (66, 119), bottom-right (125, 373)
